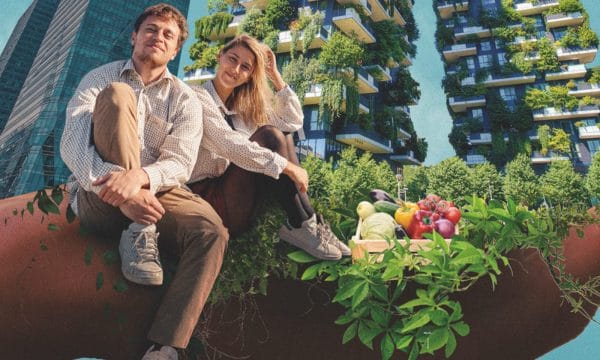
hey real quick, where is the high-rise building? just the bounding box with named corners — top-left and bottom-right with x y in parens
top-left (184, 0), bottom-right (424, 171)
top-left (0, 0), bottom-right (59, 134)
top-left (436, 0), bottom-right (599, 171)
top-left (0, 0), bottom-right (190, 198)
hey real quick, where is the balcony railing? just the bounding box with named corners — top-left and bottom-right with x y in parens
top-left (276, 26), bottom-right (329, 53)
top-left (304, 84), bottom-right (323, 105)
top-left (437, 1), bottom-right (469, 19)
top-left (568, 82), bottom-right (600, 97)
top-left (545, 12), bottom-right (584, 28)
top-left (335, 124), bottom-right (393, 154)
top-left (454, 25), bottom-right (492, 40)
top-left (448, 95), bottom-right (486, 113)
top-left (514, 0), bottom-right (559, 16)
top-left (531, 151), bottom-right (570, 164)
top-left (533, 105), bottom-right (600, 121)
top-left (468, 132), bottom-right (492, 145)
top-left (578, 125), bottom-right (600, 140)
top-left (239, 0), bottom-right (268, 9)
top-left (545, 64), bottom-right (587, 81)
top-left (357, 67), bottom-right (378, 94)
top-left (442, 43), bottom-right (477, 62)
top-left (464, 154), bottom-right (486, 165)
top-left (367, 0), bottom-right (391, 21)
top-left (483, 72), bottom-right (536, 87)
top-left (390, 150), bottom-right (420, 165)
top-left (392, 6), bottom-right (406, 26)
top-left (337, 0), bottom-right (372, 16)
top-left (359, 95), bottom-right (370, 114)
top-left (556, 47), bottom-right (598, 64)
top-left (207, 14), bottom-right (243, 41)
top-left (332, 7), bottom-right (376, 44)
top-left (183, 67), bottom-right (216, 84)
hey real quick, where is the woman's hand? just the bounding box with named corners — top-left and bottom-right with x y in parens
top-left (263, 46), bottom-right (286, 91)
top-left (282, 162), bottom-right (309, 193)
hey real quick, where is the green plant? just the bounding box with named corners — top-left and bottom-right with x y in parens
top-left (448, 126), bottom-right (469, 157)
top-left (536, 38), bottom-right (560, 72)
top-left (281, 55), bottom-right (321, 104)
top-left (588, 68), bottom-right (600, 84)
top-left (503, 153), bottom-right (541, 207)
top-left (426, 157), bottom-right (475, 206)
top-left (194, 12), bottom-right (233, 40)
top-left (540, 160), bottom-right (587, 208)
top-left (585, 151), bottom-right (600, 201)
top-left (319, 32), bottom-right (365, 70)
top-left (547, 128), bottom-right (571, 154)
top-left (538, 124), bottom-right (551, 156)
top-left (263, 0), bottom-right (294, 29)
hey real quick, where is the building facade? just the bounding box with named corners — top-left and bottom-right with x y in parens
top-left (0, 0), bottom-right (190, 198)
top-left (184, 0), bottom-right (424, 171)
top-left (436, 0), bottom-right (599, 171)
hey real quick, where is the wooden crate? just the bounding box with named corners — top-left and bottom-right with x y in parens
top-left (350, 218), bottom-right (453, 261)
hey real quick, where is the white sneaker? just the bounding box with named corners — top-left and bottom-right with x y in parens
top-left (141, 345), bottom-right (178, 360)
top-left (317, 215), bottom-right (351, 257)
top-left (119, 223), bottom-right (163, 286)
top-left (279, 214), bottom-right (342, 260)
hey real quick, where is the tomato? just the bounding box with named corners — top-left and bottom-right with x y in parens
top-left (444, 207), bottom-right (461, 224)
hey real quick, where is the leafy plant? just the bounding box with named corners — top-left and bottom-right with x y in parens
top-left (503, 153), bottom-right (541, 207)
top-left (194, 12), bottom-right (233, 40)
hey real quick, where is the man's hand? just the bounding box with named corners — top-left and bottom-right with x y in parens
top-left (93, 168), bottom-right (150, 206)
top-left (119, 189), bottom-right (165, 225)
top-left (282, 162), bottom-right (309, 193)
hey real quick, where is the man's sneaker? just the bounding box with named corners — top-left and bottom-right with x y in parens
top-left (142, 345), bottom-right (178, 360)
top-left (279, 214), bottom-right (341, 260)
top-left (317, 215), bottom-right (351, 257)
top-left (119, 223), bottom-right (163, 286)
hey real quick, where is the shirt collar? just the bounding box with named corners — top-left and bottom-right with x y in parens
top-left (120, 59), bottom-right (174, 84)
top-left (204, 80), bottom-right (236, 116)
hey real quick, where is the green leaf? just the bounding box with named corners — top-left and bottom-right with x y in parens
top-left (102, 250), bottom-right (119, 266)
top-left (37, 191), bottom-right (60, 215)
top-left (331, 207), bottom-right (356, 218)
top-left (371, 306), bottom-right (387, 325)
top-left (342, 321), bottom-right (358, 344)
top-left (351, 282), bottom-right (369, 309)
top-left (452, 246), bottom-right (481, 266)
top-left (371, 284), bottom-right (389, 302)
top-left (47, 223), bottom-right (60, 231)
top-left (301, 263), bottom-right (320, 280)
top-left (408, 342), bottom-right (420, 360)
top-left (452, 322), bottom-right (470, 337)
top-left (66, 205), bottom-right (77, 224)
top-left (84, 245), bottom-right (94, 265)
top-left (401, 313), bottom-right (431, 334)
top-left (430, 309), bottom-right (449, 326)
top-left (445, 329), bottom-right (457, 357)
top-left (335, 313), bottom-right (354, 325)
top-left (113, 278), bottom-right (129, 293)
top-left (287, 250), bottom-right (317, 263)
top-left (51, 187), bottom-right (64, 206)
top-left (381, 333), bottom-right (395, 360)
top-left (395, 334), bottom-right (413, 350)
top-left (424, 328), bottom-right (449, 353)
top-left (399, 298), bottom-right (432, 309)
top-left (358, 321), bottom-right (381, 349)
top-left (27, 202), bottom-right (34, 215)
top-left (96, 272), bottom-right (104, 290)
top-left (334, 280), bottom-right (363, 303)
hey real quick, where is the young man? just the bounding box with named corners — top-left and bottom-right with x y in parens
top-left (61, 4), bottom-right (228, 359)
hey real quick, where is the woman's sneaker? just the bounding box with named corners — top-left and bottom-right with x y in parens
top-left (317, 214), bottom-right (351, 257)
top-left (119, 223), bottom-right (163, 286)
top-left (279, 214), bottom-right (342, 260)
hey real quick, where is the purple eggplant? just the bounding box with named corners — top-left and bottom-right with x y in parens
top-left (369, 189), bottom-right (396, 203)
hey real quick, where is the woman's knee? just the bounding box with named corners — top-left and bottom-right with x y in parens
top-left (251, 125), bottom-right (287, 151)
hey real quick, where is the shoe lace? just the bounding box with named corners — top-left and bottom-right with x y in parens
top-left (133, 230), bottom-right (160, 262)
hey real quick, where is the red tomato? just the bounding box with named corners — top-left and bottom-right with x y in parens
top-left (444, 207), bottom-right (461, 224)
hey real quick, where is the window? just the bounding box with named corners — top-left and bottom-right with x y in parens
top-left (471, 108), bottom-right (483, 120)
top-left (466, 57), bottom-right (476, 70)
top-left (588, 140), bottom-right (600, 156)
top-left (495, 39), bottom-right (503, 48)
top-left (478, 54), bottom-right (493, 68)
top-left (480, 41), bottom-right (492, 51)
top-left (482, 0), bottom-right (497, 10)
top-left (497, 52), bottom-right (507, 65)
top-left (500, 87), bottom-right (516, 102)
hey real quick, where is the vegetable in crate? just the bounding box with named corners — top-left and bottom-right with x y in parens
top-left (360, 212), bottom-right (396, 240)
top-left (369, 189), bottom-right (396, 203)
top-left (434, 218), bottom-right (455, 238)
top-left (373, 200), bottom-right (400, 216)
top-left (394, 201), bottom-right (419, 229)
top-left (356, 201), bottom-right (376, 220)
top-left (407, 210), bottom-right (436, 239)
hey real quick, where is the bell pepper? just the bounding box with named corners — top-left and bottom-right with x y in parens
top-left (408, 210), bottom-right (435, 239)
top-left (394, 201), bottom-right (419, 229)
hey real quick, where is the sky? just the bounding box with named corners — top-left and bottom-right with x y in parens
top-left (0, 1), bottom-right (599, 357)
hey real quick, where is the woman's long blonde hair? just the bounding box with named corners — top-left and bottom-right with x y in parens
top-left (220, 34), bottom-right (274, 127)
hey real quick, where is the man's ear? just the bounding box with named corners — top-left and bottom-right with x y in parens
top-left (130, 31), bottom-right (136, 46)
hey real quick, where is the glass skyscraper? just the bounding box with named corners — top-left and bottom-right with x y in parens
top-left (0, 0), bottom-right (190, 198)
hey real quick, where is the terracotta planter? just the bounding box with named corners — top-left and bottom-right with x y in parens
top-left (0, 191), bottom-right (599, 359)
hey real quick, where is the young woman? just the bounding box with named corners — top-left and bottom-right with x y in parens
top-left (188, 34), bottom-right (350, 260)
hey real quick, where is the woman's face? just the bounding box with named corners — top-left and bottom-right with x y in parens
top-left (216, 44), bottom-right (256, 91)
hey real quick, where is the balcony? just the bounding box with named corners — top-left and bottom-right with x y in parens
top-left (332, 7), bottom-right (376, 44)
top-left (514, 0), bottom-right (559, 16)
top-left (531, 151), bottom-right (569, 164)
top-left (336, 124), bottom-right (393, 154)
top-left (367, 0), bottom-right (391, 21)
top-left (454, 25), bottom-right (492, 40)
top-left (578, 125), bottom-right (600, 140)
top-left (468, 132), bottom-right (492, 145)
top-left (437, 1), bottom-right (469, 20)
top-left (392, 6), bottom-right (406, 26)
top-left (304, 84), bottom-right (323, 105)
top-left (483, 72), bottom-right (536, 87)
top-left (545, 12), bottom-right (584, 28)
top-left (442, 43), bottom-right (477, 62)
top-left (183, 67), bottom-right (216, 84)
top-left (239, 0), bottom-right (268, 9)
top-left (336, 0), bottom-right (372, 17)
top-left (545, 64), bottom-right (587, 81)
top-left (449, 95), bottom-right (486, 113)
top-left (465, 154), bottom-right (486, 165)
top-left (357, 67), bottom-right (378, 94)
top-left (533, 105), bottom-right (600, 121)
top-left (461, 76), bottom-right (476, 86)
top-left (390, 150), bottom-right (420, 165)
top-left (276, 26), bottom-right (329, 53)
top-left (366, 65), bottom-right (392, 82)
top-left (397, 127), bottom-right (411, 141)
top-left (206, 14), bottom-right (243, 41)
top-left (556, 47), bottom-right (598, 64)
top-left (568, 82), bottom-right (600, 98)
top-left (509, 36), bottom-right (538, 46)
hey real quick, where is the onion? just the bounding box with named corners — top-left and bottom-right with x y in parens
top-left (434, 219), bottom-right (455, 239)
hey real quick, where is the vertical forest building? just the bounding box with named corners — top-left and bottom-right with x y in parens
top-left (436, 0), bottom-right (599, 171)
top-left (0, 0), bottom-right (190, 198)
top-left (184, 0), bottom-right (426, 170)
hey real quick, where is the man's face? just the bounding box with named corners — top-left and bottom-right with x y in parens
top-left (131, 15), bottom-right (180, 68)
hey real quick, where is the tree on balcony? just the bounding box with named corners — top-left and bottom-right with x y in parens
top-left (381, 68), bottom-right (421, 105)
top-left (368, 20), bottom-right (414, 67)
top-left (536, 38), bottom-right (560, 72)
top-left (488, 92), bottom-right (512, 132)
top-left (263, 0), bottom-right (294, 30)
top-left (195, 11), bottom-right (233, 40)
top-left (503, 153), bottom-right (541, 207)
top-left (449, 126), bottom-right (469, 156)
top-left (434, 19), bottom-right (454, 51)
top-left (547, 0), bottom-right (584, 14)
top-left (540, 160), bottom-right (588, 208)
top-left (208, 0), bottom-right (228, 14)
top-left (585, 152), bottom-right (600, 202)
top-left (588, 68), bottom-right (600, 84)
top-left (238, 8), bottom-right (279, 48)
top-left (396, 0), bottom-right (419, 41)
top-left (490, 131), bottom-right (509, 167)
top-left (289, 7), bottom-right (324, 56)
top-left (547, 127), bottom-right (571, 155)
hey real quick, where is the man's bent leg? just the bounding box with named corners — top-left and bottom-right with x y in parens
top-left (149, 187), bottom-right (229, 348)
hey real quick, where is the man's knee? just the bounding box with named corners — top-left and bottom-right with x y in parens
top-left (252, 125), bottom-right (286, 151)
top-left (96, 82), bottom-right (136, 114)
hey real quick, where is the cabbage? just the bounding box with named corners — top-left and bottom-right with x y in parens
top-left (360, 212), bottom-right (396, 240)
